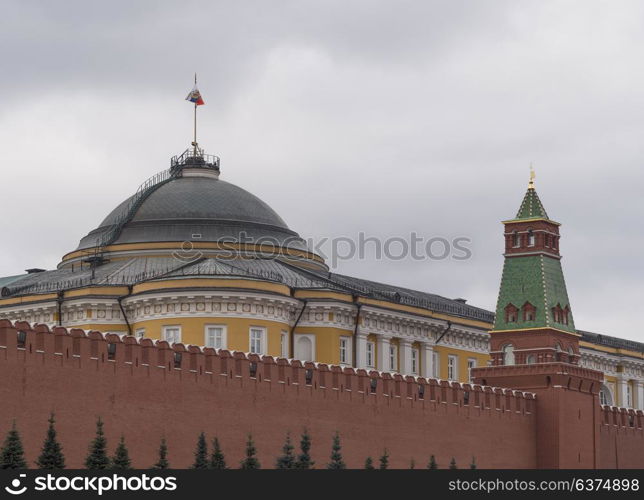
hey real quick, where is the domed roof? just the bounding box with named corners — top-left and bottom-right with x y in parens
top-left (75, 173), bottom-right (307, 252)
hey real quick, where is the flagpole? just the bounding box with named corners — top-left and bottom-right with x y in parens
top-left (193, 73), bottom-right (198, 156)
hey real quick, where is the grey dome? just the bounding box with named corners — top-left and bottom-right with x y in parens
top-left (76, 176), bottom-right (307, 251)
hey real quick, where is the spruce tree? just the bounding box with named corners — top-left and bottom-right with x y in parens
top-left (0, 421), bottom-right (27, 469)
top-left (191, 432), bottom-right (208, 469)
top-left (379, 449), bottom-right (389, 470)
top-left (210, 437), bottom-right (227, 469)
top-left (364, 457), bottom-right (375, 470)
top-left (449, 457), bottom-right (458, 469)
top-left (111, 436), bottom-right (132, 469)
top-left (470, 456), bottom-right (477, 470)
top-left (240, 434), bottom-right (260, 469)
top-left (36, 413), bottom-right (65, 469)
top-left (275, 433), bottom-right (295, 469)
top-left (152, 438), bottom-right (169, 469)
top-left (326, 432), bottom-right (345, 470)
top-left (295, 429), bottom-right (314, 469)
top-left (427, 455), bottom-right (438, 470)
top-left (85, 417), bottom-right (110, 470)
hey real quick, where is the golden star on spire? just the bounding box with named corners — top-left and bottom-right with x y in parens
top-left (528, 164), bottom-right (536, 190)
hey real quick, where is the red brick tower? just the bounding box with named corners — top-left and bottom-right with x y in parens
top-left (472, 171), bottom-right (603, 469)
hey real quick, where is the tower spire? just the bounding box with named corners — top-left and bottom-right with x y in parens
top-left (528, 164), bottom-right (535, 190)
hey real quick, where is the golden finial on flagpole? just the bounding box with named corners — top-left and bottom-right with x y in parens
top-left (528, 163), bottom-right (536, 190)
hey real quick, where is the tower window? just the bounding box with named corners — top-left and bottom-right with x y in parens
top-left (512, 231), bottom-right (520, 248)
top-left (527, 230), bottom-right (535, 247)
top-left (526, 354), bottom-right (536, 365)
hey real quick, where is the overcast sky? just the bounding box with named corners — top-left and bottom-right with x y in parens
top-left (1, 1), bottom-right (643, 341)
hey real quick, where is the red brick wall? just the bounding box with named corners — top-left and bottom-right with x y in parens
top-left (0, 321), bottom-right (537, 469)
top-left (599, 407), bottom-right (644, 469)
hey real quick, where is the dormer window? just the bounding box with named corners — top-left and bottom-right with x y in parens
top-left (527, 230), bottom-right (535, 247)
top-left (522, 302), bottom-right (536, 321)
top-left (552, 304), bottom-right (563, 323)
top-left (505, 303), bottom-right (518, 323)
top-left (563, 305), bottom-right (570, 325)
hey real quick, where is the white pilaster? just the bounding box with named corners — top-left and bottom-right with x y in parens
top-left (376, 335), bottom-right (391, 372)
top-left (421, 342), bottom-right (434, 379)
top-left (398, 338), bottom-right (412, 375)
top-left (355, 330), bottom-right (368, 370)
top-left (616, 376), bottom-right (629, 407)
top-left (634, 380), bottom-right (644, 410)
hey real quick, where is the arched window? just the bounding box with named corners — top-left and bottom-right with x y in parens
top-left (525, 354), bottom-right (536, 365)
top-left (555, 343), bottom-right (563, 361)
top-left (502, 344), bottom-right (515, 366)
top-left (552, 304), bottom-right (563, 323)
top-left (512, 231), bottom-right (520, 248)
top-left (599, 384), bottom-right (613, 406)
top-left (527, 230), bottom-right (535, 247)
top-left (545, 234), bottom-right (550, 247)
top-left (505, 303), bottom-right (518, 323)
top-left (295, 336), bottom-right (313, 362)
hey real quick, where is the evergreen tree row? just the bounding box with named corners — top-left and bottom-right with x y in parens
top-left (0, 418), bottom-right (476, 469)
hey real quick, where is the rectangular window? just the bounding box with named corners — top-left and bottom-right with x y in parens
top-left (134, 328), bottom-right (145, 339)
top-left (626, 384), bottom-right (633, 408)
top-left (467, 358), bottom-right (476, 382)
top-left (389, 344), bottom-right (398, 372)
top-left (447, 355), bottom-right (458, 381)
top-left (249, 328), bottom-right (265, 355)
top-left (432, 351), bottom-right (440, 378)
top-left (339, 336), bottom-right (351, 364)
top-left (411, 349), bottom-right (418, 374)
top-left (366, 341), bottom-right (375, 368)
top-left (163, 326), bottom-right (181, 344)
top-left (205, 325), bottom-right (227, 350)
top-left (280, 331), bottom-right (289, 358)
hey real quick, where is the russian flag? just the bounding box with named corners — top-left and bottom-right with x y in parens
top-left (185, 85), bottom-right (205, 106)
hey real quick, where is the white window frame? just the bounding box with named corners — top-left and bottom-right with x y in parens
top-left (204, 324), bottom-right (227, 350)
top-left (366, 341), bottom-right (375, 368)
top-left (411, 348), bottom-right (418, 374)
top-left (339, 336), bottom-right (351, 365)
top-left (432, 350), bottom-right (440, 378)
top-left (447, 354), bottom-right (458, 381)
top-left (134, 328), bottom-right (146, 339)
top-left (162, 325), bottom-right (181, 344)
top-left (389, 344), bottom-right (398, 372)
top-left (467, 358), bottom-right (476, 382)
top-left (280, 331), bottom-right (289, 358)
top-left (249, 327), bottom-right (267, 355)
top-left (626, 384), bottom-right (633, 408)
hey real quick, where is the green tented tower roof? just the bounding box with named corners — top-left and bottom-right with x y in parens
top-left (514, 187), bottom-right (549, 220)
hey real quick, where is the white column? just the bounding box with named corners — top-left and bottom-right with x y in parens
top-left (633, 380), bottom-right (644, 410)
top-left (376, 335), bottom-right (391, 372)
top-left (421, 342), bottom-right (434, 379)
top-left (398, 338), bottom-right (412, 375)
top-left (616, 376), bottom-right (629, 407)
top-left (355, 330), bottom-right (368, 369)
